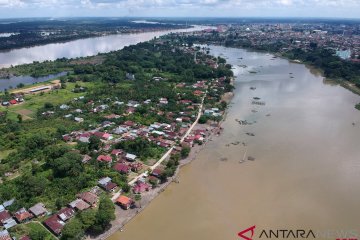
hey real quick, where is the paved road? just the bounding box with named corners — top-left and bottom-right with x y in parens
top-left (111, 94), bottom-right (206, 201)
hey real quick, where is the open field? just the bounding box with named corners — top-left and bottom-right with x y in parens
top-left (1, 81), bottom-right (101, 119)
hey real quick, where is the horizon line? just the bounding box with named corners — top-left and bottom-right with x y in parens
top-left (0, 16), bottom-right (360, 20)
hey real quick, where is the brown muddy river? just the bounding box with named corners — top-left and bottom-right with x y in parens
top-left (109, 46), bottom-right (360, 240)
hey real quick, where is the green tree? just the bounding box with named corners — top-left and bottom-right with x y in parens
top-left (61, 218), bottom-right (84, 240)
top-left (47, 152), bottom-right (83, 178)
top-left (92, 197), bottom-right (115, 233)
top-left (198, 115), bottom-right (208, 124)
top-left (89, 135), bottom-right (101, 151)
top-left (78, 209), bottom-right (97, 230)
top-left (44, 102), bottom-right (54, 109)
top-left (180, 146), bottom-right (191, 159)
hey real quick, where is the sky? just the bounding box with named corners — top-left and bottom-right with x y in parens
top-left (0, 0), bottom-right (359, 19)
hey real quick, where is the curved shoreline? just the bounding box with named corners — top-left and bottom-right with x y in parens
top-left (89, 88), bottom-right (234, 240)
top-left (87, 122), bottom-right (226, 240)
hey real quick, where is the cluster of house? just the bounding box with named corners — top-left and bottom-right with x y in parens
top-left (0, 189), bottom-right (103, 238)
top-left (0, 200), bottom-right (48, 239)
top-left (193, 23), bottom-right (360, 60)
top-left (43, 190), bottom-right (99, 236)
top-left (114, 168), bottom-right (165, 210)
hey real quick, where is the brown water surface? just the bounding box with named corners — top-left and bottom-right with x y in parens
top-left (109, 46), bottom-right (360, 240)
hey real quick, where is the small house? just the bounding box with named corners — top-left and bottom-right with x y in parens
top-left (29, 203), bottom-right (47, 217)
top-left (77, 192), bottom-right (98, 206)
top-left (97, 155), bottom-right (112, 163)
top-left (57, 207), bottom-right (75, 222)
top-left (125, 153), bottom-right (137, 162)
top-left (113, 163), bottom-right (130, 174)
top-left (133, 182), bottom-right (150, 194)
top-left (111, 149), bottom-right (124, 157)
top-left (151, 168), bottom-right (164, 178)
top-left (129, 162), bottom-right (143, 172)
top-left (44, 215), bottom-right (65, 236)
top-left (116, 196), bottom-right (133, 210)
top-left (69, 199), bottom-right (90, 211)
top-left (14, 208), bottom-right (33, 223)
top-left (3, 218), bottom-right (17, 229)
top-left (0, 211), bottom-right (11, 225)
top-left (2, 199), bottom-right (14, 209)
top-left (98, 177), bottom-right (117, 192)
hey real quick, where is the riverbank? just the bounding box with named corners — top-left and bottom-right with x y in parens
top-left (88, 83), bottom-right (235, 240)
top-left (200, 43), bottom-right (360, 100)
top-left (0, 25), bottom-right (210, 69)
top-left (0, 25), bottom-right (191, 53)
top-left (106, 43), bottom-right (360, 240)
top-left (87, 122), bottom-right (224, 240)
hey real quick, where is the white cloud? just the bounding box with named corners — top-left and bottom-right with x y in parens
top-left (0, 0), bottom-right (359, 17)
top-left (0, 0), bottom-right (25, 7)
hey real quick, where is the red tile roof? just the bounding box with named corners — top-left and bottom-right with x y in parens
top-left (151, 168), bottom-right (164, 177)
top-left (97, 155), bottom-right (112, 162)
top-left (111, 149), bottom-right (123, 156)
top-left (113, 163), bottom-right (130, 173)
top-left (14, 208), bottom-right (33, 222)
top-left (116, 196), bottom-right (133, 206)
top-left (133, 182), bottom-right (150, 194)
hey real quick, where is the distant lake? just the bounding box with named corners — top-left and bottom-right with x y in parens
top-left (0, 25), bottom-right (209, 69)
top-left (0, 72), bottom-right (67, 91)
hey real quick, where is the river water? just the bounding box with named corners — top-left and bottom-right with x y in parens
top-left (0, 26), bottom-right (207, 68)
top-left (109, 46), bottom-right (360, 240)
top-left (0, 72), bottom-right (67, 91)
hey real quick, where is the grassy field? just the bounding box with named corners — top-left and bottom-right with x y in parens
top-left (1, 81), bottom-right (100, 120)
top-left (9, 221), bottom-right (57, 240)
top-left (0, 149), bottom-right (15, 160)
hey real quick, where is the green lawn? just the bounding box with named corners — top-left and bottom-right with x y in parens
top-left (9, 221), bottom-right (57, 240)
top-left (0, 149), bottom-right (15, 160)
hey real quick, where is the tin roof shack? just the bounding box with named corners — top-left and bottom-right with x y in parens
top-left (29, 203), bottom-right (48, 217)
